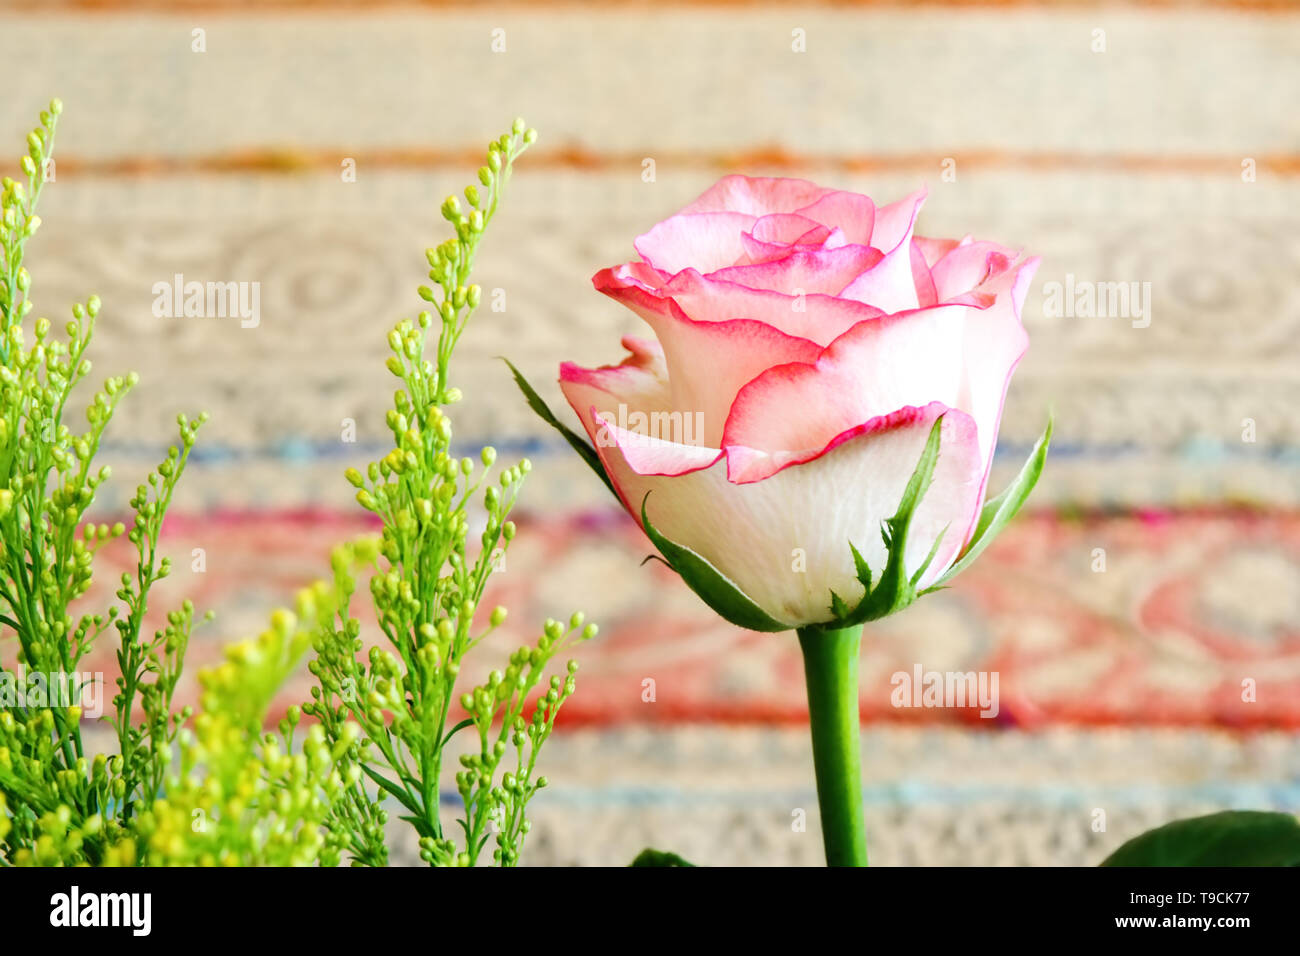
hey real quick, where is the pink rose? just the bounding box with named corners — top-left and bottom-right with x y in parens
top-left (554, 175), bottom-right (1045, 629)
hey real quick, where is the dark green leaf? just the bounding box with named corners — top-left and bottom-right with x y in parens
top-left (358, 763), bottom-right (422, 817)
top-left (1101, 810), bottom-right (1300, 867)
top-left (933, 414), bottom-right (1052, 589)
top-left (502, 357), bottom-right (618, 500)
top-left (629, 848), bottom-right (697, 867)
top-left (641, 493), bottom-right (788, 633)
top-left (440, 717), bottom-right (476, 750)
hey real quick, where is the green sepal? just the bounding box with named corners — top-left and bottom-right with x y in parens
top-left (503, 357), bottom-right (618, 500)
top-left (640, 493), bottom-right (788, 633)
top-left (629, 848), bottom-right (697, 867)
top-left (1101, 810), bottom-right (1300, 867)
top-left (929, 414), bottom-right (1052, 590)
top-left (815, 411), bottom-right (1051, 630)
top-left (811, 415), bottom-right (945, 633)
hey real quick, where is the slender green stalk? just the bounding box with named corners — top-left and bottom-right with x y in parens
top-left (797, 624), bottom-right (868, 867)
top-left (301, 120), bottom-right (596, 867)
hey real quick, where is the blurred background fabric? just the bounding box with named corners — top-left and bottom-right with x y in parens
top-left (4, 0), bottom-right (1299, 864)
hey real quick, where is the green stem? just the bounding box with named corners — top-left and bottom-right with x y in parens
top-left (797, 623), bottom-right (867, 867)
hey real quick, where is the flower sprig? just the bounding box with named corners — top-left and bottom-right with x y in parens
top-left (2, 107), bottom-right (591, 869)
top-left (107, 585), bottom-right (358, 867)
top-left (303, 119), bottom-right (596, 867)
top-left (3, 583), bottom-right (361, 868)
top-left (0, 99), bottom-right (59, 361)
top-left (0, 103), bottom-right (217, 866)
top-left (110, 413), bottom-right (211, 819)
top-left (447, 613), bottom-right (589, 867)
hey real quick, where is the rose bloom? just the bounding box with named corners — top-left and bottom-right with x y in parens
top-left (559, 176), bottom-right (1038, 628)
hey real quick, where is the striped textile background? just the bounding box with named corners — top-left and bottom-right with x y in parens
top-left (4, 0), bottom-right (1298, 864)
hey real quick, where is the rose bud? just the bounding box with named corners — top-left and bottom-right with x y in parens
top-left (515, 175), bottom-right (1049, 630)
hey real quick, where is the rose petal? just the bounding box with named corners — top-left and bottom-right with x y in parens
top-left (557, 335), bottom-right (673, 419)
top-left (821, 226), bottom-right (850, 250)
top-left (913, 235), bottom-right (964, 269)
top-left (721, 307), bottom-right (969, 483)
top-left (723, 250), bottom-right (1038, 485)
top-left (595, 264), bottom-right (885, 347)
top-left (559, 337), bottom-right (723, 513)
top-left (634, 211), bottom-right (758, 274)
top-left (592, 267), bottom-right (823, 445)
top-left (739, 214), bottom-right (832, 264)
top-left (838, 188), bottom-right (927, 313)
top-left (952, 255), bottom-right (1040, 498)
top-left (929, 239), bottom-right (1019, 302)
top-left (706, 243), bottom-right (884, 297)
top-left (679, 174), bottom-right (834, 217)
top-left (794, 190), bottom-right (876, 245)
top-left (870, 187), bottom-right (928, 252)
top-left (910, 240), bottom-right (938, 308)
top-left (602, 402), bottom-right (983, 625)
top-left (749, 213), bottom-right (830, 245)
top-left (593, 409), bottom-right (722, 478)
